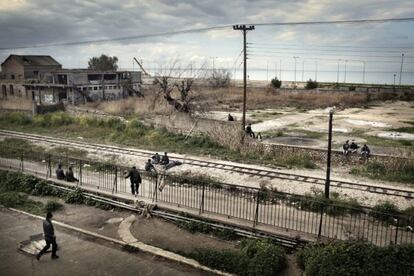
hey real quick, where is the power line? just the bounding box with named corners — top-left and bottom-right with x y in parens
top-left (251, 17), bottom-right (414, 26)
top-left (248, 44), bottom-right (414, 54)
top-left (1, 17), bottom-right (414, 51)
top-left (249, 54), bottom-right (414, 64)
top-left (248, 48), bottom-right (413, 59)
top-left (249, 42), bottom-right (414, 50)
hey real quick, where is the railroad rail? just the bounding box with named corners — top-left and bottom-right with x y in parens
top-left (1, 129), bottom-right (413, 200)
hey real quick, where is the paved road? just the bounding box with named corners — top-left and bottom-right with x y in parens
top-left (0, 208), bottom-right (210, 276)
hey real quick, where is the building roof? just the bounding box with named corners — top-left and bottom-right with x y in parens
top-left (2, 55), bottom-right (61, 66)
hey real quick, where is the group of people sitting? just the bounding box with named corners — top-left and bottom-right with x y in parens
top-left (55, 164), bottom-right (79, 182)
top-left (342, 140), bottom-right (371, 160)
top-left (145, 152), bottom-right (182, 173)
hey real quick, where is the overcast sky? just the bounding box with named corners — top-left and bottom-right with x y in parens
top-left (1, 0), bottom-right (414, 84)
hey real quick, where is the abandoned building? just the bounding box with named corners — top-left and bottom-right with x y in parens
top-left (0, 54), bottom-right (142, 105)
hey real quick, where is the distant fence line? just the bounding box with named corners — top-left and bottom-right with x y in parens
top-left (0, 147), bottom-right (413, 246)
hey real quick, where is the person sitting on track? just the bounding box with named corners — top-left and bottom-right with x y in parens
top-left (361, 144), bottom-right (371, 160)
top-left (342, 140), bottom-right (350, 155)
top-left (151, 153), bottom-right (161, 164)
top-left (350, 140), bottom-right (359, 153)
top-left (160, 152), bottom-right (169, 165)
top-left (145, 159), bottom-right (157, 173)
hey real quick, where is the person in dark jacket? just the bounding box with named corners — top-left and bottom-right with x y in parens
top-left (56, 164), bottom-right (65, 180)
top-left (361, 144), bottom-right (371, 160)
top-left (342, 140), bottom-right (350, 155)
top-left (246, 124), bottom-right (255, 138)
top-left (145, 159), bottom-right (156, 173)
top-left (125, 166), bottom-right (141, 196)
top-left (36, 212), bottom-right (59, 260)
top-left (350, 141), bottom-right (359, 153)
top-left (65, 167), bottom-right (79, 182)
top-left (160, 152), bottom-right (169, 165)
top-left (151, 153), bottom-right (161, 164)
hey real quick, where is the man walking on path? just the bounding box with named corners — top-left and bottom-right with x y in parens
top-left (36, 212), bottom-right (59, 260)
top-left (125, 166), bottom-right (141, 197)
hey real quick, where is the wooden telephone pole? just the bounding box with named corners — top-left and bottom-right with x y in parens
top-left (233, 25), bottom-right (255, 141)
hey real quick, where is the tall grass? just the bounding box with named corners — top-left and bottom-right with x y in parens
top-left (350, 161), bottom-right (414, 184)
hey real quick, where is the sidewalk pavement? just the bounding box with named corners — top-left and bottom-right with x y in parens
top-left (0, 207), bottom-right (213, 276)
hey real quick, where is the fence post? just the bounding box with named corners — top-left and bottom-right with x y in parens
top-left (20, 153), bottom-right (24, 172)
top-left (79, 160), bottom-right (83, 186)
top-left (46, 154), bottom-right (51, 178)
top-left (199, 182), bottom-right (205, 215)
top-left (394, 216), bottom-right (400, 245)
top-left (112, 166), bottom-right (117, 194)
top-left (253, 190), bottom-right (260, 227)
top-left (153, 173), bottom-right (158, 202)
top-left (318, 205), bottom-right (325, 240)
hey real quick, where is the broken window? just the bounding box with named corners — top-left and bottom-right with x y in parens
top-left (57, 74), bottom-right (67, 85)
top-left (87, 74), bottom-right (101, 81)
top-left (104, 74), bottom-right (116, 80)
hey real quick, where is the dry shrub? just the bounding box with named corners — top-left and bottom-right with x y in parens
top-left (192, 87), bottom-right (369, 110)
top-left (88, 93), bottom-right (174, 116)
top-left (0, 97), bottom-right (33, 110)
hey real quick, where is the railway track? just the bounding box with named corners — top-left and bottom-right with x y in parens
top-left (1, 129), bottom-right (413, 200)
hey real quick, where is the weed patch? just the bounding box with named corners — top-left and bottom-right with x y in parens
top-left (297, 240), bottom-right (414, 276)
top-left (44, 200), bottom-right (63, 213)
top-left (188, 239), bottom-right (286, 275)
top-left (350, 161), bottom-right (414, 183)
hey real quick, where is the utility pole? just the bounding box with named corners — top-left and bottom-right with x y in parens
top-left (336, 60), bottom-right (340, 83)
top-left (233, 24), bottom-right (255, 140)
top-left (399, 53), bottom-right (404, 85)
top-left (266, 61), bottom-right (269, 81)
top-left (210, 56), bottom-right (218, 72)
top-left (318, 107), bottom-right (335, 239)
top-left (315, 61), bottom-right (318, 81)
top-left (344, 60), bottom-right (348, 83)
top-left (280, 59), bottom-right (282, 80)
top-left (393, 73), bottom-right (396, 86)
top-left (293, 56), bottom-right (299, 83)
top-left (302, 60), bottom-right (305, 82)
top-left (362, 61), bottom-right (366, 84)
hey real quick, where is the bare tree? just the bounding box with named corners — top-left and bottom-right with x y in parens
top-left (208, 69), bottom-right (231, 89)
top-left (152, 62), bottom-right (207, 114)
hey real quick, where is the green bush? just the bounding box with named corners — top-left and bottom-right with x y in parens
top-left (305, 79), bottom-right (318, 89)
top-left (189, 239), bottom-right (286, 275)
top-left (65, 188), bottom-right (84, 204)
top-left (350, 161), bottom-right (414, 183)
top-left (240, 239), bottom-right (287, 275)
top-left (0, 112), bottom-right (32, 125)
top-left (270, 77), bottom-right (282, 88)
top-left (44, 200), bottom-right (63, 212)
top-left (369, 201), bottom-right (400, 223)
top-left (297, 241), bottom-right (414, 276)
top-left (285, 154), bottom-right (317, 169)
top-left (0, 191), bottom-right (28, 207)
